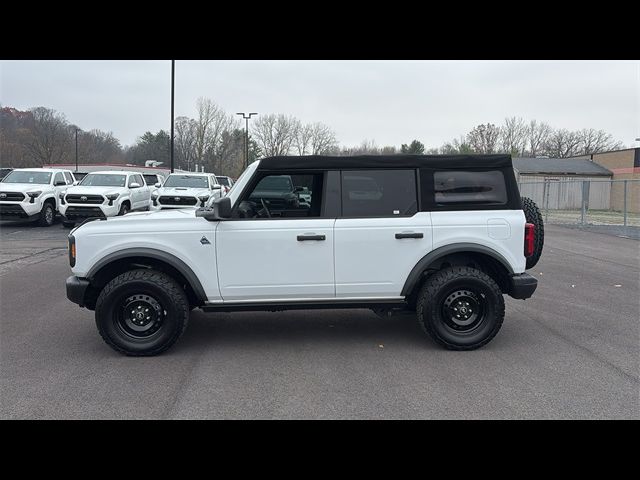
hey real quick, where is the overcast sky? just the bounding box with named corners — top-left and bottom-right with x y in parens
top-left (1, 60), bottom-right (638, 148)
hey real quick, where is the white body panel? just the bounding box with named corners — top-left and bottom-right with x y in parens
top-left (215, 219), bottom-right (335, 301)
top-left (431, 210), bottom-right (527, 274)
top-left (334, 213), bottom-right (432, 297)
top-left (71, 210), bottom-right (222, 302)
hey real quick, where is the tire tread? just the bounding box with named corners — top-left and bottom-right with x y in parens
top-left (416, 266), bottom-right (505, 350)
top-left (95, 269), bottom-right (189, 356)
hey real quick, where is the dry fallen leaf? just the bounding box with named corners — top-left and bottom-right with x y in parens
top-left (378, 344), bottom-right (384, 349)
top-left (571, 284), bottom-right (575, 288)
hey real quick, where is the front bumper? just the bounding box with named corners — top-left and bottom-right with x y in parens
top-left (0, 201), bottom-right (42, 219)
top-left (66, 275), bottom-right (90, 307)
top-left (508, 273), bottom-right (538, 299)
top-left (60, 203), bottom-right (117, 221)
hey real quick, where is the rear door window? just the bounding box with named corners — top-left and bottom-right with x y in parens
top-left (341, 170), bottom-right (417, 217)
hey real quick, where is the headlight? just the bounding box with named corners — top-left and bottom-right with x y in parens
top-left (151, 193), bottom-right (158, 200)
top-left (59, 193), bottom-right (66, 205)
top-left (199, 195), bottom-right (210, 205)
top-left (106, 193), bottom-right (120, 206)
top-left (27, 191), bottom-right (42, 203)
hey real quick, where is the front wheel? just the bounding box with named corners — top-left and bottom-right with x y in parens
top-left (38, 202), bottom-right (55, 227)
top-left (95, 269), bottom-right (190, 356)
top-left (118, 203), bottom-right (130, 216)
top-left (416, 266), bottom-right (505, 350)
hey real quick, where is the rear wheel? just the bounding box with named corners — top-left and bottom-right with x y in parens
top-left (95, 269), bottom-right (189, 356)
top-left (417, 266), bottom-right (504, 350)
top-left (521, 196), bottom-right (544, 269)
top-left (38, 202), bottom-right (55, 227)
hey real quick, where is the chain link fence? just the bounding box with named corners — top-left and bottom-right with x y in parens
top-left (518, 178), bottom-right (640, 227)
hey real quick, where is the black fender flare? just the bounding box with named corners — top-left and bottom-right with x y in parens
top-left (400, 243), bottom-right (514, 297)
top-left (86, 248), bottom-right (207, 303)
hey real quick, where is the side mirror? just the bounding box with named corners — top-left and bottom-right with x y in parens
top-left (154, 182), bottom-right (162, 188)
top-left (212, 184), bottom-right (222, 189)
top-left (293, 186), bottom-right (303, 193)
top-left (196, 196), bottom-right (232, 221)
top-left (55, 180), bottom-right (66, 186)
top-left (130, 182), bottom-right (141, 189)
top-left (73, 180), bottom-right (80, 186)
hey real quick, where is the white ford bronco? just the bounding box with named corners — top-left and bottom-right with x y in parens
top-left (59, 170), bottom-right (151, 228)
top-left (65, 155), bottom-right (543, 356)
top-left (0, 168), bottom-right (76, 226)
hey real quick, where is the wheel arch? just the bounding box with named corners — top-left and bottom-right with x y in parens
top-left (401, 243), bottom-right (514, 298)
top-left (84, 248), bottom-right (207, 310)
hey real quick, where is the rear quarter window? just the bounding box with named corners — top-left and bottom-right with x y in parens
top-left (434, 170), bottom-right (507, 206)
top-left (341, 169), bottom-right (418, 217)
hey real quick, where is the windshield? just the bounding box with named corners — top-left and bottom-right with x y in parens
top-left (80, 174), bottom-right (127, 187)
top-left (2, 170), bottom-right (52, 184)
top-left (255, 176), bottom-right (293, 191)
top-left (2, 170), bottom-right (51, 185)
top-left (216, 177), bottom-right (230, 186)
top-left (163, 175), bottom-right (209, 188)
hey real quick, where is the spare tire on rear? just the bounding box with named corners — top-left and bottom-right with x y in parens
top-left (521, 196), bottom-right (544, 269)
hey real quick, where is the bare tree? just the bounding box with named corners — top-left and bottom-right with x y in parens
top-left (251, 114), bottom-right (299, 156)
top-left (500, 117), bottom-right (528, 156)
top-left (293, 121), bottom-right (312, 155)
top-left (174, 116), bottom-right (198, 171)
top-left (544, 129), bottom-right (582, 158)
top-left (78, 129), bottom-right (122, 164)
top-left (527, 120), bottom-right (552, 157)
top-left (467, 123), bottom-right (500, 153)
top-left (309, 122), bottom-right (338, 154)
top-left (576, 128), bottom-right (623, 155)
top-left (24, 107), bottom-right (72, 165)
top-left (193, 98), bottom-right (236, 169)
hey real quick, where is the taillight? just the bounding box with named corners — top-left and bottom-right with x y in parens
top-left (524, 223), bottom-right (535, 257)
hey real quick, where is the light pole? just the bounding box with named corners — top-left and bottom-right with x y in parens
top-left (236, 112), bottom-right (258, 169)
top-left (75, 128), bottom-right (79, 172)
top-left (170, 60), bottom-right (175, 173)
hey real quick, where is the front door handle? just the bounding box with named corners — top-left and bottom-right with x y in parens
top-left (395, 232), bottom-right (423, 239)
top-left (297, 234), bottom-right (326, 241)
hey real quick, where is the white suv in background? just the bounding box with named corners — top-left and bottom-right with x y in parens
top-left (150, 173), bottom-right (222, 210)
top-left (0, 168), bottom-right (76, 226)
top-left (59, 170), bottom-right (151, 227)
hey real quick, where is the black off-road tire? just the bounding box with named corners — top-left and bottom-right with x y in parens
top-left (118, 202), bottom-right (130, 216)
top-left (416, 266), bottom-right (505, 350)
top-left (95, 269), bottom-right (190, 356)
top-left (38, 201), bottom-right (55, 227)
top-left (521, 196), bottom-right (544, 269)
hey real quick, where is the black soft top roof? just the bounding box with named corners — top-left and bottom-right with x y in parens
top-left (257, 154), bottom-right (513, 171)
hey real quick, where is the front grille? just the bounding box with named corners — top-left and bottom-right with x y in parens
top-left (158, 196), bottom-right (197, 206)
top-left (66, 194), bottom-right (104, 204)
top-left (64, 206), bottom-right (106, 219)
top-left (0, 191), bottom-right (25, 202)
top-left (0, 204), bottom-right (27, 217)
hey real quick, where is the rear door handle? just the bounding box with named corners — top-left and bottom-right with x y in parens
top-left (297, 234), bottom-right (326, 241)
top-left (395, 232), bottom-right (423, 239)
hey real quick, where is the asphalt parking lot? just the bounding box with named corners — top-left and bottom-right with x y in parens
top-left (0, 220), bottom-right (638, 419)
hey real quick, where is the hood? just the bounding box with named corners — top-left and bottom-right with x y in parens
top-left (72, 208), bottom-right (207, 235)
top-left (156, 187), bottom-right (212, 198)
top-left (65, 185), bottom-right (127, 196)
top-left (0, 183), bottom-right (52, 193)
